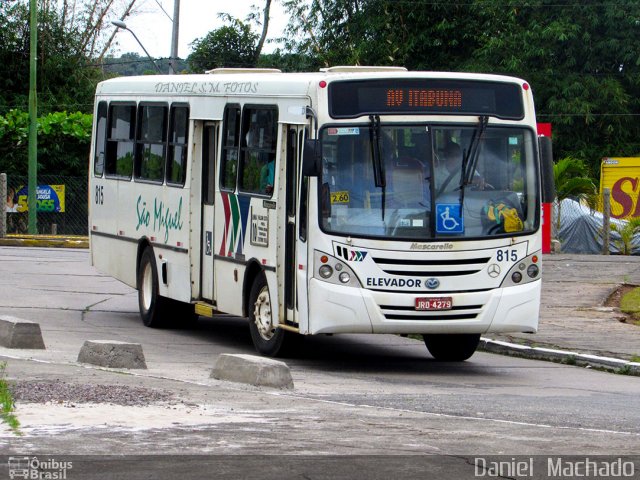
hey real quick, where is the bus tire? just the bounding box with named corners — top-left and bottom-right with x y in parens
top-left (248, 272), bottom-right (286, 357)
top-left (137, 247), bottom-right (170, 328)
top-left (423, 333), bottom-right (480, 361)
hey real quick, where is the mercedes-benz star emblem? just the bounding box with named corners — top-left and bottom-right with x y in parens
top-left (426, 278), bottom-right (440, 289)
top-left (488, 264), bottom-right (501, 278)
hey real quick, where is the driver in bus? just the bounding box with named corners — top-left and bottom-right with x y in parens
top-left (436, 142), bottom-right (489, 193)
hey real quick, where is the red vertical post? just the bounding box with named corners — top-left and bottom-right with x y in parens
top-left (537, 123), bottom-right (552, 253)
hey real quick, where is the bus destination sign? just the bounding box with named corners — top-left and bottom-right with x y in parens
top-left (386, 88), bottom-right (462, 109)
top-left (329, 79), bottom-right (524, 120)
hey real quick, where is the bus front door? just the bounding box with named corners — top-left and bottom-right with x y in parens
top-left (278, 125), bottom-right (308, 331)
top-left (200, 122), bottom-right (217, 302)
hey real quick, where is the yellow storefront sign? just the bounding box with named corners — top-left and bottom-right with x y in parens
top-left (599, 157), bottom-right (640, 219)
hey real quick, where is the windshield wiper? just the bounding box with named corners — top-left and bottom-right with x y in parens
top-left (369, 115), bottom-right (387, 220)
top-left (458, 115), bottom-right (489, 205)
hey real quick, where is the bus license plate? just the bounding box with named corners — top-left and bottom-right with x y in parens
top-left (415, 297), bottom-right (452, 311)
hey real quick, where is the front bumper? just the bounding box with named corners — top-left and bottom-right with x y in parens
top-left (307, 279), bottom-right (540, 335)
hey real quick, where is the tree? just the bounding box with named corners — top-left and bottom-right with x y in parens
top-left (553, 157), bottom-right (597, 230)
top-left (188, 19), bottom-right (259, 71)
top-left (188, 2), bottom-right (273, 72)
top-left (0, 109), bottom-right (92, 177)
top-left (460, 1), bottom-right (640, 174)
top-left (279, 0), bottom-right (640, 175)
top-left (0, 0), bottom-right (145, 177)
top-left (280, 0), bottom-right (486, 68)
top-left (102, 52), bottom-right (185, 77)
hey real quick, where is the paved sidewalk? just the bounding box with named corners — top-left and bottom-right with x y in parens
top-left (483, 254), bottom-right (640, 372)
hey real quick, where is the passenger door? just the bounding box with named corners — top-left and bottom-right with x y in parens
top-left (278, 125), bottom-right (307, 329)
top-left (200, 122), bottom-right (218, 301)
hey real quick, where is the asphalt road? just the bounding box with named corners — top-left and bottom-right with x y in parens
top-left (1, 246), bottom-right (639, 477)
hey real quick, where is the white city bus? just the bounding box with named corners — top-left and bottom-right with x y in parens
top-left (89, 67), bottom-right (554, 360)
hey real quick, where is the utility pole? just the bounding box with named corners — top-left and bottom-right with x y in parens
top-left (169, 0), bottom-right (181, 74)
top-left (28, 0), bottom-right (38, 234)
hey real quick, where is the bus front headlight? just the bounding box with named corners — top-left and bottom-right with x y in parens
top-left (314, 250), bottom-right (362, 288)
top-left (319, 265), bottom-right (333, 279)
top-left (500, 252), bottom-right (541, 287)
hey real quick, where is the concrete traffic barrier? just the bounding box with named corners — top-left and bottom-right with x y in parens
top-left (0, 315), bottom-right (46, 349)
top-left (211, 353), bottom-right (294, 389)
top-left (77, 340), bottom-right (147, 369)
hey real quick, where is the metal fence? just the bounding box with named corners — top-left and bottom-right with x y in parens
top-left (3, 175), bottom-right (88, 236)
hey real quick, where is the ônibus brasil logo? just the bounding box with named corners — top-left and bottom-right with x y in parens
top-left (8, 456), bottom-right (73, 479)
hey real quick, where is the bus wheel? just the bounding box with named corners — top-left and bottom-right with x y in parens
top-left (137, 247), bottom-right (169, 328)
top-left (423, 333), bottom-right (481, 361)
top-left (248, 272), bottom-right (285, 357)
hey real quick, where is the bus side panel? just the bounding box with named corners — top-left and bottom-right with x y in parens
top-left (90, 233), bottom-right (138, 289)
top-left (117, 180), bottom-right (191, 302)
top-left (89, 177), bottom-right (126, 287)
top-left (213, 193), bottom-right (276, 318)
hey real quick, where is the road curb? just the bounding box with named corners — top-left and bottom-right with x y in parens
top-left (0, 315), bottom-right (46, 349)
top-left (211, 353), bottom-right (294, 389)
top-left (77, 340), bottom-right (148, 369)
top-left (479, 337), bottom-right (640, 376)
top-left (0, 235), bottom-right (88, 248)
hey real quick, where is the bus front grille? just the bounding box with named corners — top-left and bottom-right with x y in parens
top-left (370, 256), bottom-right (491, 277)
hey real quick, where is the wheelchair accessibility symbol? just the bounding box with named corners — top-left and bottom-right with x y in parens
top-left (436, 203), bottom-right (464, 234)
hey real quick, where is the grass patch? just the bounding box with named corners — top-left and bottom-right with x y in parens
top-left (0, 362), bottom-right (20, 434)
top-left (616, 365), bottom-right (633, 376)
top-left (619, 287), bottom-right (640, 325)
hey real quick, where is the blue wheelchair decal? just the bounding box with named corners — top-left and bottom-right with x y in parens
top-left (435, 203), bottom-right (464, 234)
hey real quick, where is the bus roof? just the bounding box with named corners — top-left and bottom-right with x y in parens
top-left (95, 68), bottom-right (528, 98)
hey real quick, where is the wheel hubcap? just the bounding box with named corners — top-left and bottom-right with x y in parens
top-left (141, 263), bottom-right (153, 312)
top-left (253, 286), bottom-right (274, 340)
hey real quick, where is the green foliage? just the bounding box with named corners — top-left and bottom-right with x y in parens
top-left (0, 2), bottom-right (104, 115)
top-left (553, 157), bottom-right (596, 202)
top-left (102, 53), bottom-right (189, 77)
top-left (620, 286), bottom-right (640, 317)
top-left (188, 20), bottom-right (259, 72)
top-left (116, 152), bottom-right (134, 178)
top-left (0, 109), bottom-right (92, 176)
top-left (242, 155), bottom-right (262, 193)
top-left (0, 362), bottom-right (20, 434)
top-left (552, 157), bottom-right (596, 231)
top-left (452, 0), bottom-right (640, 174)
top-left (278, 0), bottom-right (640, 174)
top-left (611, 217), bottom-right (640, 255)
top-left (140, 152), bottom-right (165, 181)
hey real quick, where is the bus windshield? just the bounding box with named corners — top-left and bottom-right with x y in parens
top-left (319, 124), bottom-right (539, 240)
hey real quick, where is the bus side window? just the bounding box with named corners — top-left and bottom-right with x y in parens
top-left (239, 106), bottom-right (278, 196)
top-left (202, 123), bottom-right (217, 205)
top-left (299, 128), bottom-right (309, 242)
top-left (220, 105), bottom-right (241, 191)
top-left (135, 104), bottom-right (167, 183)
top-left (166, 105), bottom-right (189, 186)
top-left (94, 101), bottom-right (107, 177)
top-left (106, 103), bottom-right (136, 179)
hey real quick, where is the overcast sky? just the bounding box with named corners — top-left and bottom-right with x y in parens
top-left (112, 0), bottom-right (289, 59)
